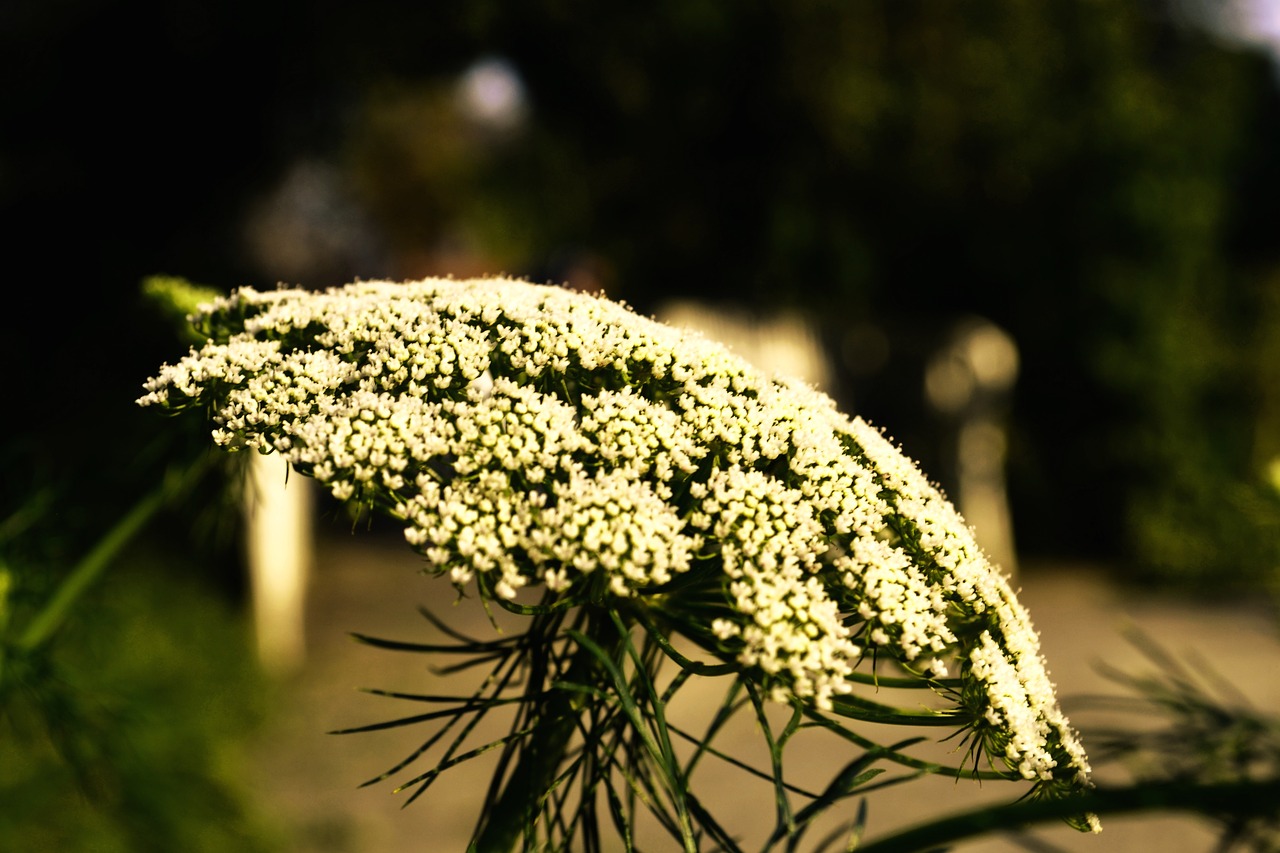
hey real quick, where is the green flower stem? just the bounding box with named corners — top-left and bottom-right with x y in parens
top-left (804, 711), bottom-right (1013, 782)
top-left (854, 777), bottom-right (1280, 853)
top-left (472, 609), bottom-right (623, 853)
top-left (0, 487), bottom-right (53, 545)
top-left (16, 456), bottom-right (210, 654)
top-left (16, 486), bottom-right (166, 653)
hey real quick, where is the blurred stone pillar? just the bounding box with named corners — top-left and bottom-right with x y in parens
top-left (924, 318), bottom-right (1020, 576)
top-left (244, 453), bottom-right (313, 675)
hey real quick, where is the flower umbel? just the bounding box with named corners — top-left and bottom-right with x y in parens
top-left (140, 277), bottom-right (1098, 844)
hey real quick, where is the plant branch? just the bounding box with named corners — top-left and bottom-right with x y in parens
top-left (17, 487), bottom-right (165, 653)
top-left (855, 778), bottom-right (1280, 853)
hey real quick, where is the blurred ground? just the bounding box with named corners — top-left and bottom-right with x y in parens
top-left (249, 533), bottom-right (1280, 852)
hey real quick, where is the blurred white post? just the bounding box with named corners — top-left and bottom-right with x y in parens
top-left (924, 319), bottom-right (1020, 577)
top-left (244, 453), bottom-right (313, 675)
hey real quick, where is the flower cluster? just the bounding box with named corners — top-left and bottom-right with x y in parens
top-left (139, 277), bottom-right (1093, 807)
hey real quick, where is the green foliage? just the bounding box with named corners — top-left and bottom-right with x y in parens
top-left (142, 276), bottom-right (228, 343)
top-left (338, 602), bottom-right (1037, 852)
top-left (0, 543), bottom-right (280, 853)
top-left (1, 325), bottom-right (274, 853)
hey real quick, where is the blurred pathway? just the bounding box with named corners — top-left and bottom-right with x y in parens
top-left (250, 534), bottom-right (1280, 852)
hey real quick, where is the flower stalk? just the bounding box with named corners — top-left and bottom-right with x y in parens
top-left (473, 607), bottom-right (624, 852)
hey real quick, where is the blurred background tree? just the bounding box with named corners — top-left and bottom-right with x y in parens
top-left (10, 0), bottom-right (1275, 592)
top-left (3, 0), bottom-right (1279, 839)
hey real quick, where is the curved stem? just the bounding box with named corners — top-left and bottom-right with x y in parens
top-left (855, 777), bottom-right (1280, 853)
top-left (827, 694), bottom-right (967, 726)
top-left (17, 486), bottom-right (166, 652)
top-left (16, 451), bottom-right (216, 653)
top-left (803, 710), bottom-right (1014, 781)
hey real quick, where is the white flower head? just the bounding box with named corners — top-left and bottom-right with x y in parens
top-left (140, 277), bottom-right (1093, 805)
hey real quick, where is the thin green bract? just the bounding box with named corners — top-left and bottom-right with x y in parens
top-left (140, 277), bottom-right (1098, 849)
